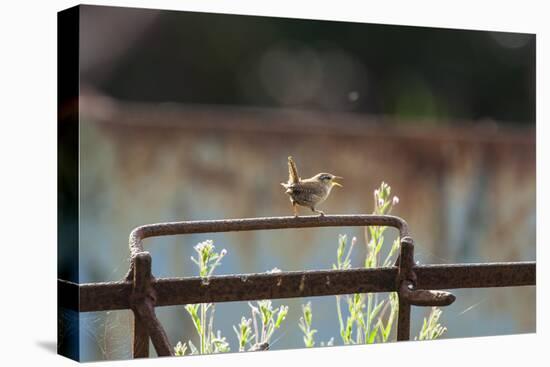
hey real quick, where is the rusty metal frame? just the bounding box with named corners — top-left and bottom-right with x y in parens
top-left (57, 214), bottom-right (536, 358)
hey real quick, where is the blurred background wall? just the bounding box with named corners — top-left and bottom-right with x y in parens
top-left (70, 5), bottom-right (535, 361)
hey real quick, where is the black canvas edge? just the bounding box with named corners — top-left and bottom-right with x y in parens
top-left (58, 4), bottom-right (80, 362)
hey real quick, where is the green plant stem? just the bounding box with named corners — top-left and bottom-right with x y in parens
top-left (335, 295), bottom-right (345, 342)
top-left (365, 293), bottom-right (373, 341)
top-left (200, 304), bottom-right (206, 354)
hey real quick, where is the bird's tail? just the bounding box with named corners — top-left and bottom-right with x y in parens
top-left (287, 156), bottom-right (300, 184)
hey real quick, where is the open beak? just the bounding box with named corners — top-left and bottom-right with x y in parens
top-left (332, 176), bottom-right (343, 187)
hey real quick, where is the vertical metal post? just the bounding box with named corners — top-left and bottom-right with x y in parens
top-left (132, 253), bottom-right (150, 358)
top-left (397, 236), bottom-right (415, 341)
top-left (133, 314), bottom-right (150, 357)
top-left (131, 252), bottom-right (174, 357)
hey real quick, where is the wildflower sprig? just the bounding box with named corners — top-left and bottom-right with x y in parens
top-left (249, 300), bottom-right (289, 349)
top-left (190, 240), bottom-right (227, 278)
top-left (176, 241), bottom-right (230, 355)
top-left (330, 182), bottom-right (446, 345)
top-left (233, 317), bottom-right (253, 352)
top-left (417, 307), bottom-right (447, 340)
top-left (298, 302), bottom-right (317, 347)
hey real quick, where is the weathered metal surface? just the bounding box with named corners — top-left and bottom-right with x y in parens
top-left (402, 289), bottom-right (456, 307)
top-left (154, 267), bottom-right (397, 306)
top-left (414, 262), bottom-right (536, 289)
top-left (61, 261), bottom-right (535, 312)
top-left (397, 237), bottom-right (415, 341)
top-left (78, 281), bottom-right (131, 311)
top-left (132, 312), bottom-right (149, 358)
top-left (75, 267), bottom-right (397, 312)
top-left (125, 215), bottom-right (410, 280)
top-left (58, 215), bottom-right (536, 357)
top-left (131, 252), bottom-right (151, 358)
top-left (132, 300), bottom-right (173, 356)
top-left (130, 252), bottom-right (173, 357)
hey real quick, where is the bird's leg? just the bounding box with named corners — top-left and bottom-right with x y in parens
top-left (311, 207), bottom-right (325, 216)
top-left (292, 202), bottom-right (298, 217)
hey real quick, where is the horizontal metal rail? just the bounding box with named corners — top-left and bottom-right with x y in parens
top-left (125, 215), bottom-right (410, 280)
top-left (57, 214), bottom-right (536, 358)
top-left (59, 261), bottom-right (535, 312)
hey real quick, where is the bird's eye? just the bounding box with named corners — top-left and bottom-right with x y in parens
top-left (321, 175), bottom-right (331, 181)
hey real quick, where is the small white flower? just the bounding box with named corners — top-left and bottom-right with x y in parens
top-left (392, 196), bottom-right (400, 205)
top-left (194, 239), bottom-right (213, 252)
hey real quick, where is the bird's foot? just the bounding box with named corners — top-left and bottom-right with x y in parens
top-left (313, 209), bottom-right (325, 216)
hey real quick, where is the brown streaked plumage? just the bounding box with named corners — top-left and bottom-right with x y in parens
top-left (280, 156), bottom-right (343, 216)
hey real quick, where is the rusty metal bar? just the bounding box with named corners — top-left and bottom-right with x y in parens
top-left (402, 289), bottom-right (456, 307)
top-left (76, 280), bottom-right (130, 311)
top-left (125, 215), bottom-right (410, 280)
top-left (56, 213), bottom-right (537, 359)
top-left (77, 267), bottom-right (396, 312)
top-left (131, 252), bottom-right (150, 358)
top-left (130, 252), bottom-right (173, 357)
top-left (132, 313), bottom-right (149, 358)
top-left (397, 237), bottom-right (414, 341)
top-left (414, 262), bottom-right (535, 289)
top-left (155, 267), bottom-right (397, 306)
top-left (132, 301), bottom-right (173, 356)
top-left (60, 261), bottom-right (535, 312)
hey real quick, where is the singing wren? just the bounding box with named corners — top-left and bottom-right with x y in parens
top-left (281, 156), bottom-right (343, 217)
